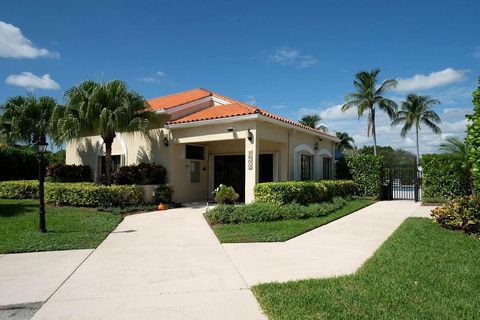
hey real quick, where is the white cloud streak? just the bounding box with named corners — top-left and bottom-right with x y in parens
top-left (269, 47), bottom-right (318, 68)
top-left (0, 21), bottom-right (58, 59)
top-left (394, 68), bottom-right (467, 92)
top-left (5, 72), bottom-right (60, 90)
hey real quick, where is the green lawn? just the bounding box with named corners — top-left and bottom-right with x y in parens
top-left (253, 218), bottom-right (480, 320)
top-left (0, 199), bottom-right (123, 253)
top-left (210, 199), bottom-right (374, 243)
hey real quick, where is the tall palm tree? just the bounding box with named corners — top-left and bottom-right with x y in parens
top-left (440, 136), bottom-right (473, 194)
top-left (336, 131), bottom-right (355, 151)
top-left (52, 80), bottom-right (153, 185)
top-left (0, 94), bottom-right (57, 145)
top-left (342, 68), bottom-right (398, 156)
top-left (299, 114), bottom-right (328, 132)
top-left (391, 94), bottom-right (442, 165)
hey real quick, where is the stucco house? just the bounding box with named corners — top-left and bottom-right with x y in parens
top-left (66, 88), bottom-right (339, 203)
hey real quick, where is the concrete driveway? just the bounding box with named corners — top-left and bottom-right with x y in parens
top-left (31, 206), bottom-right (266, 320)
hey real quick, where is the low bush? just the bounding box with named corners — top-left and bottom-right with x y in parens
top-left (113, 163), bottom-right (167, 185)
top-left (431, 195), bottom-right (480, 234)
top-left (153, 184), bottom-right (174, 204)
top-left (205, 197), bottom-right (346, 224)
top-left (46, 164), bottom-right (92, 182)
top-left (0, 180), bottom-right (144, 207)
top-left (422, 154), bottom-right (469, 200)
top-left (212, 184), bottom-right (240, 204)
top-left (254, 180), bottom-right (354, 205)
top-left (346, 155), bottom-right (384, 198)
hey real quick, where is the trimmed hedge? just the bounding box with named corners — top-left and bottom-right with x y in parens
top-left (346, 155), bottom-right (384, 198)
top-left (113, 163), bottom-right (167, 185)
top-left (466, 80), bottom-right (480, 193)
top-left (0, 180), bottom-right (144, 207)
top-left (46, 164), bottom-right (92, 182)
top-left (254, 180), bottom-right (355, 205)
top-left (422, 154), bottom-right (469, 200)
top-left (206, 197), bottom-right (346, 224)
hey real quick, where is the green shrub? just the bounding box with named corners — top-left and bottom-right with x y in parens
top-left (113, 163), bottom-right (167, 185)
top-left (205, 197), bottom-right (346, 224)
top-left (254, 180), bottom-right (354, 205)
top-left (0, 180), bottom-right (38, 199)
top-left (0, 180), bottom-right (144, 207)
top-left (466, 80), bottom-right (480, 193)
top-left (0, 147), bottom-right (38, 181)
top-left (153, 184), bottom-right (174, 204)
top-left (213, 184), bottom-right (239, 204)
top-left (346, 155), bottom-right (384, 198)
top-left (335, 156), bottom-right (352, 179)
top-left (422, 154), bottom-right (469, 200)
top-left (46, 164), bottom-right (92, 182)
top-left (431, 195), bottom-right (480, 234)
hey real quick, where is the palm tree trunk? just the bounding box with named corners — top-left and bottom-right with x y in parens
top-left (371, 108), bottom-right (377, 156)
top-left (415, 124), bottom-right (420, 166)
top-left (104, 137), bottom-right (114, 186)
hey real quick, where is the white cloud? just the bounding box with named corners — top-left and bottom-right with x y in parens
top-left (394, 68), bottom-right (467, 92)
top-left (269, 47), bottom-right (318, 68)
top-left (0, 21), bottom-right (58, 59)
top-left (245, 95), bottom-right (257, 105)
top-left (140, 71), bottom-right (167, 83)
top-left (5, 72), bottom-right (60, 90)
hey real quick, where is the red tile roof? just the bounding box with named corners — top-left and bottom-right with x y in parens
top-left (148, 88), bottom-right (336, 138)
top-left (147, 88), bottom-right (211, 110)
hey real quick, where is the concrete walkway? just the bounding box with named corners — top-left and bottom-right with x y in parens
top-left (31, 207), bottom-right (266, 320)
top-left (0, 250), bottom-right (92, 308)
top-left (223, 201), bottom-right (430, 285)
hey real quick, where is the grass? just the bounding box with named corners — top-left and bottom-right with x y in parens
top-left (210, 199), bottom-right (374, 243)
top-left (0, 199), bottom-right (123, 254)
top-left (253, 218), bottom-right (480, 320)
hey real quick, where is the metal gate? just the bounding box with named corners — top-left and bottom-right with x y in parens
top-left (384, 165), bottom-right (421, 201)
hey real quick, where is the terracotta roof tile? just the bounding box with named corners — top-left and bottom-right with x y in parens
top-left (147, 88), bottom-right (211, 110)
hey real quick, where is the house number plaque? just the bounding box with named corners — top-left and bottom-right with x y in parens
top-left (248, 150), bottom-right (253, 170)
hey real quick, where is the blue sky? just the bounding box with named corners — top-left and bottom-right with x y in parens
top-left (1, 0), bottom-right (479, 153)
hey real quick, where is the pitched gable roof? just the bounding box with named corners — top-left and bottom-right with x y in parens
top-left (147, 88), bottom-right (337, 139)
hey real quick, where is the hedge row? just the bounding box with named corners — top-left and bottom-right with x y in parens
top-left (422, 154), bottom-right (469, 199)
top-left (206, 197), bottom-right (346, 224)
top-left (0, 180), bottom-right (144, 207)
top-left (46, 164), bottom-right (92, 182)
top-left (254, 180), bottom-right (355, 205)
top-left (345, 155), bottom-right (384, 198)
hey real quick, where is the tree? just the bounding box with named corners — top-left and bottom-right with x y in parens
top-left (466, 79), bottom-right (480, 193)
top-left (391, 94), bottom-right (441, 165)
top-left (335, 131), bottom-right (355, 151)
top-left (299, 114), bottom-right (327, 132)
top-left (52, 80), bottom-right (153, 185)
top-left (342, 68), bottom-right (398, 156)
top-left (439, 136), bottom-right (473, 194)
top-left (359, 145), bottom-right (416, 166)
top-left (0, 94), bottom-right (57, 145)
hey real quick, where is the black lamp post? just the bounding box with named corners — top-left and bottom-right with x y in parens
top-left (34, 134), bottom-right (48, 233)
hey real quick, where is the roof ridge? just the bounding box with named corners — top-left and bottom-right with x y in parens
top-left (148, 88), bottom-right (211, 102)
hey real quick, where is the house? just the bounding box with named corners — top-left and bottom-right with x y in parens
top-left (65, 88), bottom-right (339, 203)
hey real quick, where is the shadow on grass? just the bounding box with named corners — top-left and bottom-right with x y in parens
top-left (0, 201), bottom-right (37, 217)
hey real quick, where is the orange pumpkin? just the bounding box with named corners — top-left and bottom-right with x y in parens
top-left (157, 203), bottom-right (168, 211)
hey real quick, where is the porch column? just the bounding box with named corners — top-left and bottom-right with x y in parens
top-left (245, 128), bottom-right (259, 203)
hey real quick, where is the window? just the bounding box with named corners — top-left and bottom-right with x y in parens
top-left (186, 145), bottom-right (204, 160)
top-left (323, 157), bottom-right (332, 179)
top-left (99, 155), bottom-right (122, 174)
top-left (190, 161), bottom-right (200, 183)
top-left (300, 154), bottom-right (312, 181)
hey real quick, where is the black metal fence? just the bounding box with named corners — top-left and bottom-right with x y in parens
top-left (384, 165), bottom-right (421, 201)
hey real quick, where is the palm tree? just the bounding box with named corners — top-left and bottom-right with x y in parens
top-left (52, 80), bottom-right (153, 185)
top-left (0, 94), bottom-right (57, 145)
top-left (336, 131), bottom-right (355, 151)
top-left (299, 114), bottom-right (327, 132)
top-left (440, 136), bottom-right (473, 194)
top-left (391, 94), bottom-right (441, 165)
top-left (342, 68), bottom-right (398, 156)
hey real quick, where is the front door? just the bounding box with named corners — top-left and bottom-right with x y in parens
top-left (214, 155), bottom-right (245, 201)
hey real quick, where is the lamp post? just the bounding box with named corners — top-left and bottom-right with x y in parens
top-left (34, 134), bottom-right (48, 233)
